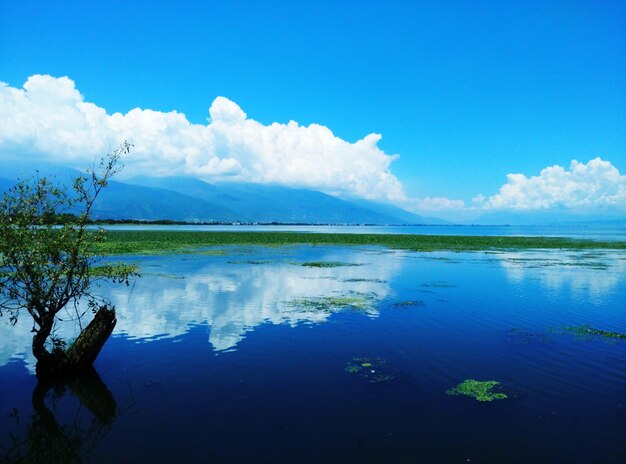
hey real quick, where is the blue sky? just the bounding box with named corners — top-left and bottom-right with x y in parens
top-left (0, 0), bottom-right (624, 219)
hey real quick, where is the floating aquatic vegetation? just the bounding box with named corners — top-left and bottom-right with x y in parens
top-left (422, 256), bottom-right (456, 262)
top-left (227, 260), bottom-right (272, 265)
top-left (563, 325), bottom-right (626, 340)
top-left (195, 248), bottom-right (233, 256)
top-left (393, 300), bottom-right (426, 308)
top-left (142, 272), bottom-right (185, 280)
top-left (286, 294), bottom-right (378, 314)
top-left (344, 357), bottom-right (395, 383)
top-left (299, 261), bottom-right (364, 268)
top-left (501, 255), bottom-right (611, 270)
top-left (506, 328), bottom-right (551, 344)
top-left (89, 263), bottom-right (140, 277)
top-left (571, 262), bottom-right (610, 270)
top-left (556, 261), bottom-right (609, 270)
top-left (422, 281), bottom-right (456, 288)
top-left (95, 231), bottom-right (626, 256)
top-left (446, 379), bottom-right (508, 402)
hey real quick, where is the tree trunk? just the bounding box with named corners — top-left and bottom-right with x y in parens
top-left (65, 305), bottom-right (117, 370)
top-left (36, 305), bottom-right (117, 379)
top-left (32, 316), bottom-right (55, 367)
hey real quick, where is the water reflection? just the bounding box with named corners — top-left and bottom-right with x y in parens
top-left (110, 248), bottom-right (401, 351)
top-left (497, 250), bottom-right (626, 302)
top-left (1, 368), bottom-right (117, 463)
top-left (0, 247), bottom-right (402, 368)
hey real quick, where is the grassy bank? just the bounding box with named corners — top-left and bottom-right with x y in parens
top-left (93, 230), bottom-right (626, 255)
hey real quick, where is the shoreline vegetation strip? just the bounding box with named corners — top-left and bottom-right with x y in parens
top-left (92, 231), bottom-right (626, 255)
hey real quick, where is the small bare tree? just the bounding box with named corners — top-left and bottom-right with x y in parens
top-left (0, 142), bottom-right (136, 378)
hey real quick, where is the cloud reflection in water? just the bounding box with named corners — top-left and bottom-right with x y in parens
top-left (497, 250), bottom-right (626, 303)
top-left (0, 247), bottom-right (403, 370)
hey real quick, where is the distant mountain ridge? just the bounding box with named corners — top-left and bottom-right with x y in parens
top-left (4, 159), bottom-right (620, 226)
top-left (0, 159), bottom-right (441, 224)
top-left (348, 198), bottom-right (450, 225)
top-left (123, 176), bottom-right (435, 224)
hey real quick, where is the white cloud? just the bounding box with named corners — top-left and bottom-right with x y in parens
top-left (472, 193), bottom-right (485, 204)
top-left (409, 196), bottom-right (466, 212)
top-left (485, 158), bottom-right (626, 211)
top-left (0, 75), bottom-right (406, 201)
top-left (2, 75), bottom-right (624, 216)
top-left (403, 158), bottom-right (626, 221)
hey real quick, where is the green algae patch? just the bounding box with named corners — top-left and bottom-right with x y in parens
top-left (286, 294), bottom-right (378, 314)
top-left (446, 379), bottom-right (508, 402)
top-left (142, 272), bottom-right (185, 279)
top-left (422, 281), bottom-right (456, 288)
top-left (194, 248), bottom-right (234, 256)
top-left (563, 325), bottom-right (626, 340)
top-left (344, 357), bottom-right (395, 383)
top-left (503, 256), bottom-right (611, 270)
top-left (94, 230), bottom-right (626, 256)
top-left (89, 263), bottom-right (140, 278)
top-left (393, 300), bottom-right (426, 308)
top-left (299, 261), bottom-right (363, 268)
top-left (228, 260), bottom-right (272, 265)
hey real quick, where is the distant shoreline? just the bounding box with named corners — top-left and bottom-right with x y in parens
top-left (90, 219), bottom-right (624, 228)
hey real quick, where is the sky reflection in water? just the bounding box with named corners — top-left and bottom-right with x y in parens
top-left (1, 245), bottom-right (625, 463)
top-left (1, 246), bottom-right (625, 370)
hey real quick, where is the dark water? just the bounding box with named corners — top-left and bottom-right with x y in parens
top-left (1, 246), bottom-right (625, 463)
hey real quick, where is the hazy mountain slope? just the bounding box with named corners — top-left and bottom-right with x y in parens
top-left (217, 183), bottom-right (403, 223)
top-left (126, 176), bottom-right (408, 223)
top-left (348, 198), bottom-right (450, 225)
top-left (0, 159), bottom-right (451, 223)
top-left (0, 163), bottom-right (236, 221)
top-left (93, 181), bottom-right (238, 221)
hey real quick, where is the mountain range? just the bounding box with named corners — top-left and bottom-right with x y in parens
top-left (0, 159), bottom-right (444, 224)
top-left (1, 158), bottom-right (623, 226)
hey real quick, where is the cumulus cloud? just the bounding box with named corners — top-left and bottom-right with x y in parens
top-left (472, 194), bottom-right (485, 204)
top-left (404, 158), bottom-right (626, 220)
top-left (0, 75), bottom-right (405, 201)
top-left (485, 158), bottom-right (626, 211)
top-left (409, 196), bottom-right (466, 212)
top-left (2, 75), bottom-right (624, 215)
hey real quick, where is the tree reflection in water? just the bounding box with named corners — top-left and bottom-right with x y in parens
top-left (1, 368), bottom-right (117, 463)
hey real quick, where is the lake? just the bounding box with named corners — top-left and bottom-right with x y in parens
top-left (1, 244), bottom-right (625, 462)
top-left (97, 223), bottom-right (626, 241)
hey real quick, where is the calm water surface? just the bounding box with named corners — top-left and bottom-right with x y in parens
top-left (1, 245), bottom-right (625, 463)
top-left (99, 223), bottom-right (626, 241)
